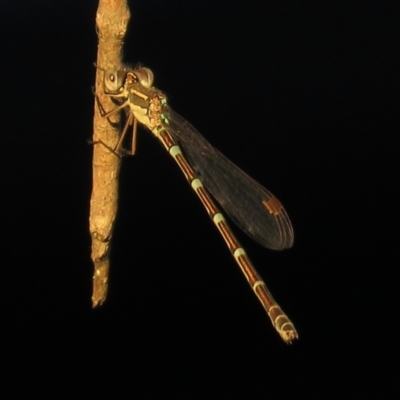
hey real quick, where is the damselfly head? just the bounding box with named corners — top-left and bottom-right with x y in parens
top-left (133, 67), bottom-right (154, 88)
top-left (103, 68), bottom-right (127, 95)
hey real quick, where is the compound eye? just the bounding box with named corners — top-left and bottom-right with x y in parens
top-left (103, 69), bottom-right (121, 93)
top-left (134, 67), bottom-right (154, 88)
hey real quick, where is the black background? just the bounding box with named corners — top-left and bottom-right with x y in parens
top-left (1, 0), bottom-right (398, 397)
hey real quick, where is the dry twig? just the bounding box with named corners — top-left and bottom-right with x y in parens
top-left (90, 0), bottom-right (131, 307)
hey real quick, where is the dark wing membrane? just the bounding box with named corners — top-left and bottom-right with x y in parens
top-left (165, 107), bottom-right (294, 250)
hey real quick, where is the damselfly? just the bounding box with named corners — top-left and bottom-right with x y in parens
top-left (96, 66), bottom-right (298, 343)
